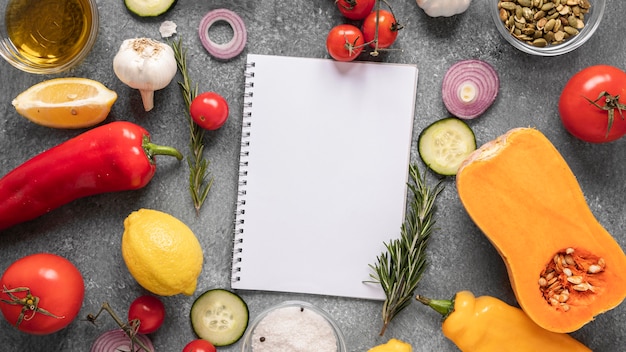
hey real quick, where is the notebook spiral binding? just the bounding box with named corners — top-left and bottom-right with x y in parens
top-left (231, 61), bottom-right (255, 283)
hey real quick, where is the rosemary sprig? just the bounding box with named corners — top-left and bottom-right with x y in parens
top-left (171, 38), bottom-right (214, 212)
top-left (368, 163), bottom-right (444, 336)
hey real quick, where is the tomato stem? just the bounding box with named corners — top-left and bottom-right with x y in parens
top-left (1, 285), bottom-right (64, 327)
top-left (87, 302), bottom-right (151, 352)
top-left (584, 91), bottom-right (626, 138)
top-left (367, 0), bottom-right (403, 57)
top-left (337, 0), bottom-right (358, 11)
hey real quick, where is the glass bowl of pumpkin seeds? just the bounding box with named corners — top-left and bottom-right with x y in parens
top-left (492, 0), bottom-right (605, 56)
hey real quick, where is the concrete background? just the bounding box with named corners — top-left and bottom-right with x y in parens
top-left (1, 0), bottom-right (625, 351)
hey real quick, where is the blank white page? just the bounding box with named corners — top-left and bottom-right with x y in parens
top-left (232, 54), bottom-right (418, 300)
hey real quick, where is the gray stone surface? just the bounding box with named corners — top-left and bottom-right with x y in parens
top-left (1, 0), bottom-right (625, 351)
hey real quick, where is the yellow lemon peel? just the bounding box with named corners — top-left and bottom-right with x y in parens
top-left (122, 209), bottom-right (203, 296)
top-left (368, 338), bottom-right (413, 352)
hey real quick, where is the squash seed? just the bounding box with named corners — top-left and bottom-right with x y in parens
top-left (588, 264), bottom-right (603, 274)
top-left (539, 247), bottom-right (605, 311)
top-left (497, 0), bottom-right (591, 47)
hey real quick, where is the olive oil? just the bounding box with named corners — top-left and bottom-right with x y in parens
top-left (5, 0), bottom-right (93, 66)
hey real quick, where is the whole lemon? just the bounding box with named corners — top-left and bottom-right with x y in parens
top-left (122, 209), bottom-right (203, 296)
top-left (368, 338), bottom-right (412, 352)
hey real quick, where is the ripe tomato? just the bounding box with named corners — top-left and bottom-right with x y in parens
top-left (559, 65), bottom-right (626, 143)
top-left (182, 339), bottom-right (217, 352)
top-left (128, 295), bottom-right (165, 334)
top-left (336, 0), bottom-right (376, 20)
top-left (362, 9), bottom-right (401, 49)
top-left (190, 92), bottom-right (229, 131)
top-left (326, 24), bottom-right (365, 62)
top-left (0, 253), bottom-right (84, 335)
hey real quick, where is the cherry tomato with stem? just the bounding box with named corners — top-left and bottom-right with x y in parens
top-left (336, 0), bottom-right (376, 20)
top-left (190, 92), bottom-right (230, 131)
top-left (558, 65), bottom-right (626, 143)
top-left (182, 339), bottom-right (217, 352)
top-left (326, 24), bottom-right (365, 62)
top-left (0, 253), bottom-right (85, 335)
top-left (128, 294), bottom-right (166, 334)
top-left (362, 9), bottom-right (402, 49)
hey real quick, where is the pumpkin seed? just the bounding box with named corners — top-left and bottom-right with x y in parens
top-left (572, 283), bottom-right (590, 291)
top-left (567, 275), bottom-right (583, 284)
top-left (534, 9), bottom-right (546, 19)
top-left (588, 264), bottom-right (603, 274)
top-left (497, 0), bottom-right (592, 47)
top-left (564, 26), bottom-right (579, 35)
top-left (539, 248), bottom-right (605, 311)
top-left (500, 1), bottom-right (517, 10)
top-left (554, 30), bottom-right (566, 41)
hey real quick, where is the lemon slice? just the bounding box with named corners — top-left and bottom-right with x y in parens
top-left (12, 77), bottom-right (118, 129)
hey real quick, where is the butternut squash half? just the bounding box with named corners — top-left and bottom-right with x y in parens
top-left (456, 127), bottom-right (626, 333)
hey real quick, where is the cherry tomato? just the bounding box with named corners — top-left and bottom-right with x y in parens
top-left (336, 0), bottom-right (376, 20)
top-left (190, 92), bottom-right (229, 131)
top-left (326, 24), bottom-right (365, 62)
top-left (362, 9), bottom-right (401, 49)
top-left (559, 65), bottom-right (626, 143)
top-left (182, 339), bottom-right (217, 352)
top-left (0, 253), bottom-right (84, 335)
top-left (128, 295), bottom-right (165, 334)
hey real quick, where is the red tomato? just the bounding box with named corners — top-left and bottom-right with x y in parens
top-left (559, 65), bottom-right (626, 143)
top-left (190, 92), bottom-right (229, 131)
top-left (182, 339), bottom-right (217, 352)
top-left (336, 0), bottom-right (376, 20)
top-left (0, 253), bottom-right (84, 335)
top-left (326, 24), bottom-right (365, 62)
top-left (362, 10), bottom-right (401, 49)
top-left (128, 295), bottom-right (165, 334)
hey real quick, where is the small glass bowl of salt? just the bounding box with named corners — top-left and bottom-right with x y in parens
top-left (241, 300), bottom-right (346, 352)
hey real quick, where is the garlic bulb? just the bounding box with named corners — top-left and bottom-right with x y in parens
top-left (113, 38), bottom-right (177, 111)
top-left (416, 0), bottom-right (471, 17)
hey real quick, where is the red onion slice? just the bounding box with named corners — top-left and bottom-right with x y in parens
top-left (91, 329), bottom-right (154, 352)
top-left (442, 59), bottom-right (499, 119)
top-left (198, 9), bottom-right (247, 60)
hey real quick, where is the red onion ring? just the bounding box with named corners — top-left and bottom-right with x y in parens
top-left (90, 329), bottom-right (154, 352)
top-left (198, 9), bottom-right (247, 60)
top-left (442, 59), bottom-right (499, 119)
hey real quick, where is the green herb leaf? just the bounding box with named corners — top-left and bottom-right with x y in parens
top-left (171, 38), bottom-right (214, 212)
top-left (368, 163), bottom-right (444, 336)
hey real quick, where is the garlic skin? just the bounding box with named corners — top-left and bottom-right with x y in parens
top-left (416, 0), bottom-right (471, 17)
top-left (113, 38), bottom-right (177, 111)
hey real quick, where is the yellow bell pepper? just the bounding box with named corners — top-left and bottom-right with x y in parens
top-left (368, 338), bottom-right (412, 352)
top-left (416, 291), bottom-right (591, 351)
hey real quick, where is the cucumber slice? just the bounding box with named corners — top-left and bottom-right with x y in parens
top-left (418, 117), bottom-right (476, 176)
top-left (190, 289), bottom-right (249, 347)
top-left (124, 0), bottom-right (177, 17)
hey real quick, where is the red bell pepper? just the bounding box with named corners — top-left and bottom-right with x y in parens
top-left (0, 121), bottom-right (182, 231)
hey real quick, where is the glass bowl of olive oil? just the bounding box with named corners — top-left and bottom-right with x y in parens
top-left (0, 0), bottom-right (99, 74)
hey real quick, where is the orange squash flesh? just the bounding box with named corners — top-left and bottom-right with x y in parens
top-left (456, 127), bottom-right (626, 333)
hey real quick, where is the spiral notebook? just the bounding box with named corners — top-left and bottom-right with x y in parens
top-left (231, 54), bottom-right (419, 300)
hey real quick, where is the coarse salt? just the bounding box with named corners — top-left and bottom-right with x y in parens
top-left (251, 306), bottom-right (338, 352)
